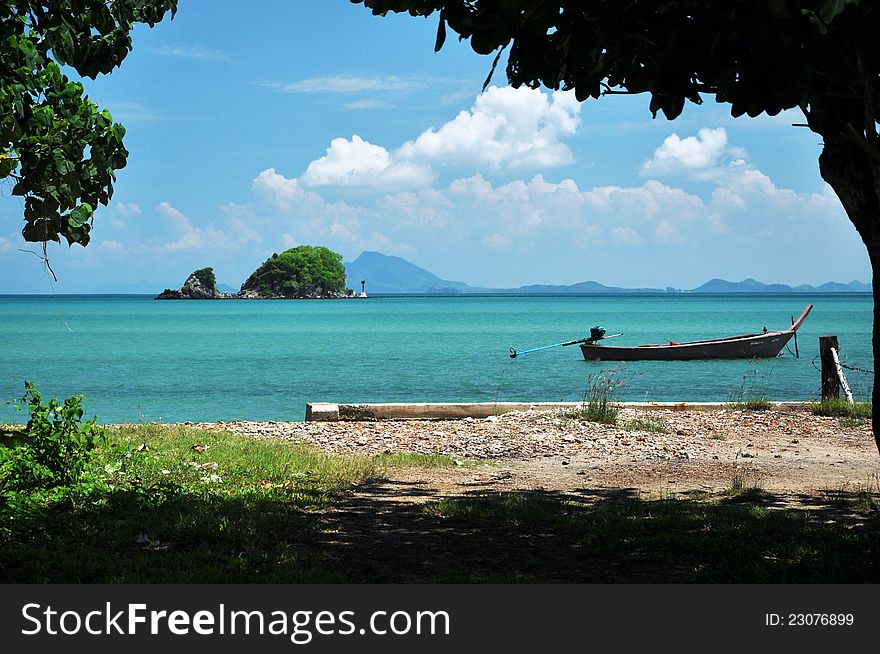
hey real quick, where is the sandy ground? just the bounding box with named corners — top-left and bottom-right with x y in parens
top-left (195, 406), bottom-right (880, 499)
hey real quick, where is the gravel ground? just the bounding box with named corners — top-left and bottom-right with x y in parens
top-left (191, 407), bottom-right (879, 496)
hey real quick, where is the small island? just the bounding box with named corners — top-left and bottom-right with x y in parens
top-left (156, 246), bottom-right (355, 300)
top-left (156, 267), bottom-right (232, 300)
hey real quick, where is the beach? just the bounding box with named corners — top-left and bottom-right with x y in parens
top-left (192, 405), bottom-right (878, 497)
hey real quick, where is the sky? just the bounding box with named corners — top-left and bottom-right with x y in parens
top-left (0, 0), bottom-right (871, 293)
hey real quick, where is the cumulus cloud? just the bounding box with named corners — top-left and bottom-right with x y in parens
top-left (610, 226), bottom-right (645, 246)
top-left (301, 135), bottom-right (433, 189)
top-left (119, 114), bottom-right (860, 291)
top-left (640, 127), bottom-right (729, 178)
top-left (155, 202), bottom-right (234, 254)
top-left (115, 202), bottom-right (142, 218)
top-left (288, 87), bottom-right (581, 191)
top-left (397, 86), bottom-right (580, 171)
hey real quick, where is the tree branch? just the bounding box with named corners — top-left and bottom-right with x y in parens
top-left (842, 123), bottom-right (880, 165)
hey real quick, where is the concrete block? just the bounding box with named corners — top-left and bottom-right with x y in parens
top-left (305, 403), bottom-right (339, 422)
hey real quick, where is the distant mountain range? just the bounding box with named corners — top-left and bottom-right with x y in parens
top-left (344, 251), bottom-right (871, 295)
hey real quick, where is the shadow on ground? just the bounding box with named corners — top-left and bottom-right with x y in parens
top-left (310, 479), bottom-right (880, 582)
top-left (2, 479), bottom-right (878, 582)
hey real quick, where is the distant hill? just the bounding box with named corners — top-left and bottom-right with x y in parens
top-left (344, 251), bottom-right (485, 294)
top-left (343, 251), bottom-right (870, 295)
top-left (505, 281), bottom-right (664, 294)
top-left (693, 278), bottom-right (871, 293)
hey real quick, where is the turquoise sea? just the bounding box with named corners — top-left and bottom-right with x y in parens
top-left (0, 294), bottom-right (873, 424)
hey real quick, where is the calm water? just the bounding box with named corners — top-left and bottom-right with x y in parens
top-left (0, 294), bottom-right (873, 423)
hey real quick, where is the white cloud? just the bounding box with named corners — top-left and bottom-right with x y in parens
top-left (397, 86), bottom-right (580, 171)
top-left (280, 233), bottom-right (299, 249)
top-left (155, 202), bottom-right (234, 254)
top-left (584, 180), bottom-right (704, 221)
top-left (252, 168), bottom-right (326, 210)
top-left (110, 102), bottom-right (162, 124)
top-left (377, 190), bottom-right (452, 229)
top-left (640, 127), bottom-right (729, 178)
top-left (0, 236), bottom-right (11, 253)
top-left (156, 44), bottom-right (228, 61)
top-left (482, 233), bottom-right (512, 250)
top-left (345, 99), bottom-right (390, 110)
top-left (287, 87), bottom-right (581, 192)
top-left (300, 135), bottom-right (433, 189)
top-left (262, 75), bottom-right (424, 94)
top-left (610, 226), bottom-right (645, 246)
top-left (157, 201), bottom-right (188, 227)
top-left (98, 240), bottom-right (125, 252)
top-left (209, 119), bottom-right (863, 289)
top-left (115, 202), bottom-right (142, 218)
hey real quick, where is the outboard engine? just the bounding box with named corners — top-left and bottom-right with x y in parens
top-left (589, 326), bottom-right (606, 342)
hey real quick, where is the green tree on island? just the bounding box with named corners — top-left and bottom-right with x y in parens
top-left (1, 0), bottom-right (177, 253)
top-left (191, 267), bottom-right (217, 292)
top-left (240, 246), bottom-right (349, 298)
top-left (353, 0), bottom-right (880, 452)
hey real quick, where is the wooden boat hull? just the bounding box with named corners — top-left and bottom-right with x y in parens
top-left (578, 305), bottom-right (811, 362)
top-left (579, 330), bottom-right (795, 361)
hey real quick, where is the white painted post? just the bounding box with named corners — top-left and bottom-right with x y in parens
top-left (830, 347), bottom-right (854, 404)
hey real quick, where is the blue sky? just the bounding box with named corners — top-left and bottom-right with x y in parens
top-left (0, 0), bottom-right (871, 293)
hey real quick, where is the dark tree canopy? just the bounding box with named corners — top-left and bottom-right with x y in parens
top-left (354, 1), bottom-right (876, 127)
top-left (240, 246), bottom-right (349, 299)
top-left (1, 0), bottom-right (177, 248)
top-left (191, 267), bottom-right (217, 291)
top-left (354, 0), bottom-right (880, 451)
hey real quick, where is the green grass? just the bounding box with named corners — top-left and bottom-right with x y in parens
top-left (809, 398), bottom-right (872, 419)
top-left (623, 416), bottom-right (667, 433)
top-left (4, 423), bottom-right (878, 583)
top-left (421, 490), bottom-right (880, 582)
top-left (560, 373), bottom-right (621, 425)
top-left (0, 424), bottom-right (383, 582)
top-left (375, 452), bottom-right (462, 468)
top-left (726, 366), bottom-right (773, 411)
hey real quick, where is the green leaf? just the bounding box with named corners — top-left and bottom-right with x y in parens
top-left (817, 0), bottom-right (860, 24)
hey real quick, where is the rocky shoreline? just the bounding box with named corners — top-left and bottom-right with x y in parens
top-left (187, 406), bottom-right (878, 492)
top-left (190, 406), bottom-right (870, 460)
top-left (156, 269), bottom-right (356, 300)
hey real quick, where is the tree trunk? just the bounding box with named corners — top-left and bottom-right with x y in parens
top-left (812, 117), bottom-right (880, 454)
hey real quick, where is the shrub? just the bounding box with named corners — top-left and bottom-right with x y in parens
top-left (0, 382), bottom-right (103, 492)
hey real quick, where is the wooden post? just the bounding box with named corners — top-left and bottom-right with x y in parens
top-left (819, 336), bottom-right (840, 400)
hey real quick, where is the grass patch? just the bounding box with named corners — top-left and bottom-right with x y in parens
top-left (420, 490), bottom-right (880, 582)
top-left (726, 366), bottom-right (773, 411)
top-left (623, 415), bottom-right (667, 433)
top-left (376, 452), bottom-right (461, 468)
top-left (0, 423), bottom-right (384, 582)
top-left (560, 371), bottom-right (622, 425)
top-left (809, 398), bottom-right (872, 419)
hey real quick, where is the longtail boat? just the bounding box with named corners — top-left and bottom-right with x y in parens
top-left (578, 304), bottom-right (813, 361)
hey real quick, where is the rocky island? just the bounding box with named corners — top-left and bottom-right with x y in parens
top-left (156, 267), bottom-right (232, 300)
top-left (156, 246), bottom-right (354, 300)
